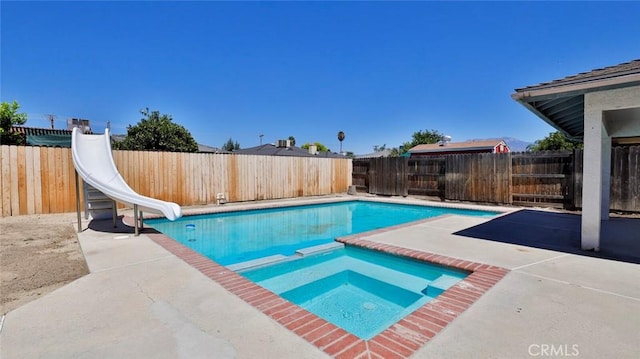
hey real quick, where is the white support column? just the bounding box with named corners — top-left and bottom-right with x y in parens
top-left (581, 87), bottom-right (640, 251)
top-left (581, 110), bottom-right (608, 251)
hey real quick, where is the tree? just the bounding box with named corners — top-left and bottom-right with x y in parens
top-left (288, 136), bottom-right (296, 146)
top-left (527, 131), bottom-right (582, 152)
top-left (373, 144), bottom-right (387, 152)
top-left (114, 108), bottom-right (198, 152)
top-left (337, 131), bottom-right (345, 152)
top-left (389, 147), bottom-right (402, 157)
top-left (400, 129), bottom-right (444, 155)
top-left (0, 101), bottom-right (28, 145)
top-left (301, 142), bottom-right (329, 152)
top-left (222, 137), bottom-right (240, 151)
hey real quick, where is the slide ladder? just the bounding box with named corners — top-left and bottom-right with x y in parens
top-left (83, 182), bottom-right (117, 223)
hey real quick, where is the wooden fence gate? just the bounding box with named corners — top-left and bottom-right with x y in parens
top-left (511, 151), bottom-right (575, 209)
top-left (609, 146), bottom-right (640, 210)
top-left (445, 153), bottom-right (512, 204)
top-left (408, 157), bottom-right (445, 199)
top-left (368, 157), bottom-right (408, 196)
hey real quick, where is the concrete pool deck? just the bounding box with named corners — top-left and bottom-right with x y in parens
top-left (1, 196), bottom-right (639, 358)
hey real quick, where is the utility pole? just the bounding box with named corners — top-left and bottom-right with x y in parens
top-left (47, 114), bottom-right (55, 129)
top-left (259, 133), bottom-right (264, 145)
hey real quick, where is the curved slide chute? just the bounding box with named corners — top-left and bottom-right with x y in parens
top-left (71, 128), bottom-right (182, 221)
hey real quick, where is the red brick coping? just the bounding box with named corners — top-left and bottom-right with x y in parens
top-left (145, 229), bottom-right (509, 359)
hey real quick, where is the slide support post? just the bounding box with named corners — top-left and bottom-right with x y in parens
top-left (75, 171), bottom-right (82, 233)
top-left (133, 204), bottom-right (139, 236)
top-left (112, 201), bottom-right (117, 228)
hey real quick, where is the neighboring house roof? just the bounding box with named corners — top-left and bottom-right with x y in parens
top-left (512, 59), bottom-right (640, 139)
top-left (10, 126), bottom-right (84, 147)
top-left (409, 139), bottom-right (508, 154)
top-left (197, 144), bottom-right (229, 153)
top-left (234, 143), bottom-right (345, 158)
top-left (355, 149), bottom-right (392, 158)
top-left (11, 126), bottom-right (76, 136)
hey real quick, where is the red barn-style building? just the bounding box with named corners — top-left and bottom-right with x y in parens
top-left (408, 139), bottom-right (510, 157)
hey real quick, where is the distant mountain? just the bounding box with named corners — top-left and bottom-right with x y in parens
top-left (468, 137), bottom-right (532, 152)
top-left (501, 137), bottom-right (532, 152)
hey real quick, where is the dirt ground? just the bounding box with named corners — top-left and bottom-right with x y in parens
top-left (0, 213), bottom-right (89, 315)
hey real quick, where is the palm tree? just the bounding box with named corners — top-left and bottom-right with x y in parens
top-left (337, 131), bottom-right (345, 153)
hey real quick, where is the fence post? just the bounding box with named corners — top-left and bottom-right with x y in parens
top-left (565, 150), bottom-right (576, 210)
top-left (439, 157), bottom-right (446, 200)
top-left (573, 149), bottom-right (583, 210)
top-left (507, 152), bottom-right (513, 205)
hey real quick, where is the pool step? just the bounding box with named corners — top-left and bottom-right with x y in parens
top-left (230, 242), bottom-right (345, 272)
top-left (243, 247), bottom-right (468, 306)
top-left (421, 275), bottom-right (462, 297)
top-left (258, 256), bottom-right (434, 296)
top-left (295, 242), bottom-right (344, 256)
top-left (227, 255), bottom-right (289, 272)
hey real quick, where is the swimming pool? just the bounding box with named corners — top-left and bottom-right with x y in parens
top-left (146, 200), bottom-right (497, 266)
top-left (144, 199), bottom-right (510, 357)
top-left (240, 245), bottom-right (469, 339)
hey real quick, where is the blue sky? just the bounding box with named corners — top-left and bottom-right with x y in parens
top-left (2, 1), bottom-right (639, 154)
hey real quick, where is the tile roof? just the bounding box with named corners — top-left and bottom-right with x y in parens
top-left (515, 59), bottom-right (640, 92)
top-left (11, 126), bottom-right (76, 135)
top-left (409, 139), bottom-right (506, 153)
top-left (234, 144), bottom-right (345, 158)
top-left (355, 149), bottom-right (392, 158)
top-left (512, 59), bottom-right (640, 139)
top-left (9, 126), bottom-right (80, 147)
top-left (197, 144), bottom-right (228, 153)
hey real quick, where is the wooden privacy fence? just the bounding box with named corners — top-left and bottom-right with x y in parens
top-left (0, 145), bottom-right (352, 217)
top-left (353, 146), bottom-right (640, 212)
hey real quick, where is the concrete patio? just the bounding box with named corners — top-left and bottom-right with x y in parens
top-left (1, 197), bottom-right (639, 358)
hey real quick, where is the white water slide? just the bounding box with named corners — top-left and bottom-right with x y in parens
top-left (71, 128), bottom-right (182, 227)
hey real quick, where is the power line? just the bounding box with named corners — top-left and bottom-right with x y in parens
top-left (46, 114), bottom-right (55, 129)
top-left (23, 113), bottom-right (129, 132)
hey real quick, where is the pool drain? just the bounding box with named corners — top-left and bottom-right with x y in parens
top-left (363, 302), bottom-right (376, 310)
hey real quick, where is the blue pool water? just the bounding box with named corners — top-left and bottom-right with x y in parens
top-left (146, 200), bottom-right (497, 266)
top-left (241, 246), bottom-right (469, 339)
